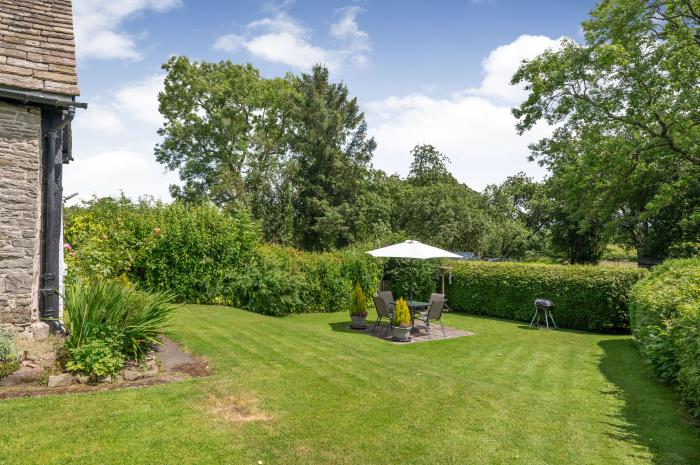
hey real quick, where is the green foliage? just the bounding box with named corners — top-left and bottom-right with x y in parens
top-left (513, 0), bottom-right (700, 260)
top-left (668, 242), bottom-right (700, 259)
top-left (136, 203), bottom-right (259, 304)
top-left (630, 258), bottom-right (700, 416)
top-left (385, 259), bottom-right (439, 301)
top-left (290, 65), bottom-right (376, 250)
top-left (234, 245), bottom-right (382, 316)
top-left (157, 56), bottom-right (295, 223)
top-left (0, 359), bottom-right (19, 379)
top-left (0, 327), bottom-right (14, 362)
top-left (231, 251), bottom-right (304, 317)
top-left (407, 144), bottom-right (455, 186)
top-left (63, 279), bottom-right (175, 361)
top-left (391, 298), bottom-right (411, 328)
top-left (446, 261), bottom-right (646, 331)
top-left (64, 197), bottom-right (260, 305)
top-left (349, 282), bottom-right (368, 317)
top-left (0, 328), bottom-right (18, 379)
top-left (66, 334), bottom-right (125, 382)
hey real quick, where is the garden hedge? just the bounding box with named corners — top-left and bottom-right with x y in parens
top-left (445, 261), bottom-right (646, 331)
top-left (630, 258), bottom-right (700, 417)
top-left (233, 245), bottom-right (383, 316)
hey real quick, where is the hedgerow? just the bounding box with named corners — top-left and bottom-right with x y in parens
top-left (234, 245), bottom-right (382, 316)
top-left (630, 258), bottom-right (700, 417)
top-left (445, 261), bottom-right (645, 331)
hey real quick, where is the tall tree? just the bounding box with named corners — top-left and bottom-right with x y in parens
top-left (512, 0), bottom-right (700, 259)
top-left (407, 144), bottom-right (456, 186)
top-left (155, 56), bottom-right (296, 242)
top-left (289, 65), bottom-right (376, 250)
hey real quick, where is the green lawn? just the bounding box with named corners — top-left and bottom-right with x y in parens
top-left (1, 305), bottom-right (698, 465)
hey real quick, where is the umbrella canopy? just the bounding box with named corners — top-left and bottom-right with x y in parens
top-left (367, 240), bottom-right (461, 260)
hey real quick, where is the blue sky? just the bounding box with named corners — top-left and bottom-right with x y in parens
top-left (65, 0), bottom-right (597, 202)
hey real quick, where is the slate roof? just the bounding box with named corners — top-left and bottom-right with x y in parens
top-left (0, 0), bottom-right (79, 96)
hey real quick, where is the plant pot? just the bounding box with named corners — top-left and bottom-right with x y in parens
top-left (391, 326), bottom-right (412, 342)
top-left (350, 315), bottom-right (367, 330)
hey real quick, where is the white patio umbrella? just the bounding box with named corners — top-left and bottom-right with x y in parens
top-left (367, 240), bottom-right (460, 300)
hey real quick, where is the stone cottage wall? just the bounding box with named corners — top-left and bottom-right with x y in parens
top-left (0, 100), bottom-right (42, 326)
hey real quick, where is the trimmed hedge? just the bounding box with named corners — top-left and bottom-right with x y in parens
top-left (445, 261), bottom-right (646, 331)
top-left (630, 258), bottom-right (700, 417)
top-left (233, 245), bottom-right (383, 316)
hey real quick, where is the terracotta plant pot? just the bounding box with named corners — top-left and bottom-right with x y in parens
top-left (350, 315), bottom-right (367, 330)
top-left (391, 326), bottom-right (412, 342)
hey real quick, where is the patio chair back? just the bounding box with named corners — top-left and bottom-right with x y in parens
top-left (429, 293), bottom-right (445, 304)
top-left (373, 294), bottom-right (391, 319)
top-left (426, 298), bottom-right (446, 321)
top-left (378, 291), bottom-right (394, 308)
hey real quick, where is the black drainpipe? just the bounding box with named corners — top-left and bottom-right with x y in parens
top-left (39, 107), bottom-right (74, 333)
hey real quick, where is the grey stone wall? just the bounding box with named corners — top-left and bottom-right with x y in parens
top-left (0, 100), bottom-right (42, 326)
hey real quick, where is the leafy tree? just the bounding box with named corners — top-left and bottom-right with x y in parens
top-left (407, 144), bottom-right (456, 186)
top-left (512, 0), bottom-right (700, 260)
top-left (156, 56), bottom-right (295, 242)
top-left (289, 65), bottom-right (376, 250)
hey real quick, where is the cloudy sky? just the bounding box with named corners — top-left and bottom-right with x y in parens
top-left (65, 0), bottom-right (595, 203)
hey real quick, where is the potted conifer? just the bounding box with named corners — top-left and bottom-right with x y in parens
top-left (391, 298), bottom-right (412, 342)
top-left (349, 282), bottom-right (368, 329)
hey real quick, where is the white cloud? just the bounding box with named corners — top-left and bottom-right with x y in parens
top-left (463, 34), bottom-right (563, 104)
top-left (246, 31), bottom-right (333, 69)
top-left (330, 7), bottom-right (370, 65)
top-left (365, 34), bottom-right (563, 191)
top-left (73, 0), bottom-right (181, 61)
top-left (63, 150), bottom-right (178, 203)
top-left (115, 74), bottom-right (165, 126)
top-left (73, 103), bottom-right (126, 134)
top-left (67, 74), bottom-right (173, 203)
top-left (213, 9), bottom-right (370, 71)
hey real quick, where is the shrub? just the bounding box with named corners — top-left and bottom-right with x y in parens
top-left (349, 283), bottom-right (368, 317)
top-left (64, 197), bottom-right (260, 305)
top-left (63, 279), bottom-right (175, 360)
top-left (136, 203), bottom-right (259, 304)
top-left (232, 252), bottom-right (304, 316)
top-left (235, 245), bottom-right (382, 316)
top-left (446, 261), bottom-right (645, 331)
top-left (0, 327), bottom-right (14, 362)
top-left (385, 258), bottom-right (439, 301)
top-left (66, 331), bottom-right (125, 382)
top-left (392, 298), bottom-right (411, 328)
top-left (0, 359), bottom-right (19, 379)
top-left (630, 258), bottom-right (700, 416)
top-left (0, 328), bottom-right (19, 379)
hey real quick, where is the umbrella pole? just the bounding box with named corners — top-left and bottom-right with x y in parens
top-left (410, 259), bottom-right (414, 302)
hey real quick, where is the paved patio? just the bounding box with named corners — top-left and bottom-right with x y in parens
top-left (358, 322), bottom-right (475, 343)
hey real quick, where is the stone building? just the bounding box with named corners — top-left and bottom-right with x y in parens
top-left (0, 0), bottom-right (85, 331)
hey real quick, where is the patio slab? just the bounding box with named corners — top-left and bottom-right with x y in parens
top-left (356, 322), bottom-right (475, 343)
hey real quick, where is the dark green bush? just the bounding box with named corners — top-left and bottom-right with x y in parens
top-left (385, 258), bottom-right (439, 301)
top-left (65, 197), bottom-right (260, 305)
top-left (446, 261), bottom-right (645, 331)
top-left (136, 203), bottom-right (259, 304)
top-left (630, 258), bottom-right (700, 417)
top-left (234, 245), bottom-right (382, 316)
